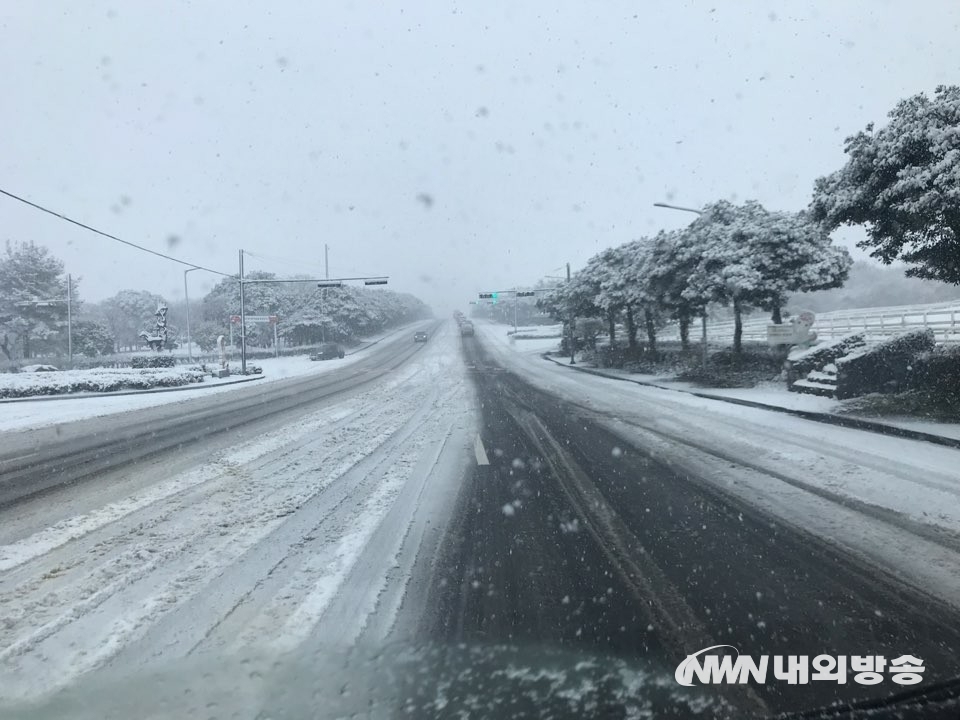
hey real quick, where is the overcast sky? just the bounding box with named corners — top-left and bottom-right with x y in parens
top-left (2, 1), bottom-right (958, 313)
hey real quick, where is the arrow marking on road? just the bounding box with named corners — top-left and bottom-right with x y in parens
top-left (474, 434), bottom-right (490, 466)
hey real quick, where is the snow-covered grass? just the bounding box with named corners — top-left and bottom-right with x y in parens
top-left (649, 378), bottom-right (844, 413)
top-left (506, 324), bottom-right (565, 340)
top-left (480, 321), bottom-right (562, 355)
top-left (0, 367), bottom-right (207, 399)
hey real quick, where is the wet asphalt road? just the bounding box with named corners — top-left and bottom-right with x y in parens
top-left (421, 334), bottom-right (960, 718)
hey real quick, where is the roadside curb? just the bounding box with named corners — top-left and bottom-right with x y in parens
top-left (542, 353), bottom-right (960, 450)
top-left (0, 374), bottom-right (265, 404)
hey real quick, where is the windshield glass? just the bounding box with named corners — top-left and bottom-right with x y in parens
top-left (1, 2), bottom-right (959, 718)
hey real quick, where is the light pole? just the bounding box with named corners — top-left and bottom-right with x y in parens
top-left (184, 267), bottom-right (199, 361)
top-left (66, 273), bottom-right (73, 365)
top-left (653, 201), bottom-right (709, 372)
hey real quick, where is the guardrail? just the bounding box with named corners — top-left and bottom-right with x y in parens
top-left (661, 299), bottom-right (960, 345)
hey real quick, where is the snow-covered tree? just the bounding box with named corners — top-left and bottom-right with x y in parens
top-left (0, 241), bottom-right (72, 360)
top-left (684, 200), bottom-right (851, 353)
top-left (278, 285), bottom-right (430, 346)
top-left (586, 247), bottom-right (627, 346)
top-left (537, 270), bottom-right (603, 356)
top-left (620, 239), bottom-right (672, 354)
top-left (811, 85), bottom-right (960, 284)
top-left (72, 320), bottom-right (116, 357)
top-left (645, 230), bottom-right (703, 351)
top-left (100, 289), bottom-right (168, 351)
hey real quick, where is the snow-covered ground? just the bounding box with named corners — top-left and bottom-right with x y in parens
top-left (0, 323), bottom-right (426, 433)
top-left (482, 321), bottom-right (960, 439)
top-left (475, 320), bottom-right (960, 610)
top-left (0, 321), bottom-right (474, 703)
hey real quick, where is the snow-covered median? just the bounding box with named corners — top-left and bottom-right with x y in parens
top-left (0, 367), bottom-right (208, 399)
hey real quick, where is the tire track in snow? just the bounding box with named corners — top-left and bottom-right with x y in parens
top-left (0, 331), bottom-right (469, 702)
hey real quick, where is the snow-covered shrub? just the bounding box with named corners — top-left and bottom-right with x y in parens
top-left (784, 333), bottom-right (866, 387)
top-left (0, 367), bottom-right (206, 399)
top-left (835, 329), bottom-right (935, 399)
top-left (905, 345), bottom-right (960, 398)
top-left (131, 355), bottom-right (176, 369)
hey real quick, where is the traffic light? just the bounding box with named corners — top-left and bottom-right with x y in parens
top-left (478, 292), bottom-right (496, 299)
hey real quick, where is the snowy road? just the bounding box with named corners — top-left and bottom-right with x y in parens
top-left (422, 327), bottom-right (960, 716)
top-left (0, 321), bottom-right (476, 704)
top-left (2, 321), bottom-right (960, 717)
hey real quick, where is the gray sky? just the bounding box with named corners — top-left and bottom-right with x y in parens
top-left (2, 1), bottom-right (958, 313)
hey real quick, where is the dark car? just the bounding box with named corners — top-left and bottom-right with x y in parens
top-left (414, 331), bottom-right (428, 342)
top-left (459, 322), bottom-right (474, 337)
top-left (310, 342), bottom-right (345, 361)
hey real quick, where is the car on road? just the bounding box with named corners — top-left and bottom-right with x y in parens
top-left (310, 342), bottom-right (345, 361)
top-left (20, 364), bottom-right (59, 372)
top-left (459, 321), bottom-right (474, 337)
top-left (414, 331), bottom-right (428, 342)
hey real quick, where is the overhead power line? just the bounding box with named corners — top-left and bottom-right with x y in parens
top-left (0, 186), bottom-right (231, 277)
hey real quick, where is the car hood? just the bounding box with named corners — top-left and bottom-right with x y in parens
top-left (1, 642), bottom-right (733, 720)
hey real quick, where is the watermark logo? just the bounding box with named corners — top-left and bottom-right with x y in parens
top-left (676, 646), bottom-right (924, 687)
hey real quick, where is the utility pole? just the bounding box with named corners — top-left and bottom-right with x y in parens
top-left (184, 267), bottom-right (199, 361)
top-left (66, 273), bottom-right (73, 365)
top-left (513, 287), bottom-right (519, 335)
top-left (322, 245), bottom-right (329, 343)
top-left (239, 249), bottom-right (247, 374)
top-left (567, 262), bottom-right (575, 365)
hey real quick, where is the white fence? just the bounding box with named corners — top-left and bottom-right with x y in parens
top-left (661, 299), bottom-right (960, 345)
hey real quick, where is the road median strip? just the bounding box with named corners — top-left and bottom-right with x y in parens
top-left (542, 353), bottom-right (960, 450)
top-left (0, 373), bottom-right (264, 404)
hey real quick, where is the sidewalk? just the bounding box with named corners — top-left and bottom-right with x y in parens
top-left (542, 354), bottom-right (960, 449)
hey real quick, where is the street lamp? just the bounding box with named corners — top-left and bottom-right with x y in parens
top-left (184, 267), bottom-right (200, 361)
top-left (653, 201), bottom-right (709, 373)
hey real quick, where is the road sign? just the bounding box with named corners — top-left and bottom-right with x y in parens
top-left (317, 281), bottom-right (343, 288)
top-left (364, 278), bottom-right (388, 286)
top-left (230, 315), bottom-right (241, 324)
top-left (245, 315), bottom-right (279, 323)
top-left (516, 291), bottom-right (535, 297)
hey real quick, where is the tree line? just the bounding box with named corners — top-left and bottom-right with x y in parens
top-left (0, 243), bottom-right (430, 361)
top-left (539, 85), bottom-right (960, 354)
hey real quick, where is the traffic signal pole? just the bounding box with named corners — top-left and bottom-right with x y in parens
top-left (235, 248), bottom-right (387, 369)
top-left (476, 288), bottom-right (547, 337)
top-left (239, 249), bottom-right (247, 374)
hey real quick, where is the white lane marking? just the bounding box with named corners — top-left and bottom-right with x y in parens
top-left (474, 434), bottom-right (490, 466)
